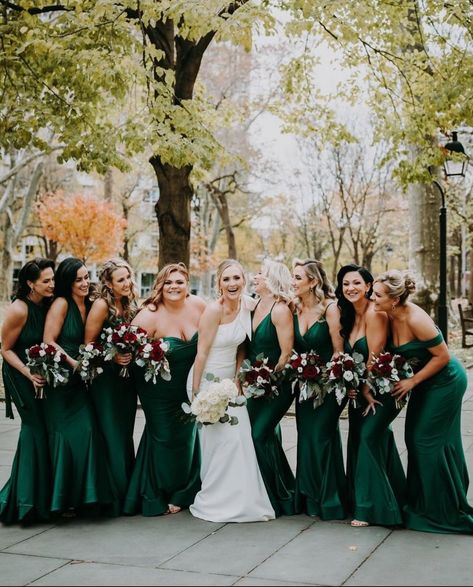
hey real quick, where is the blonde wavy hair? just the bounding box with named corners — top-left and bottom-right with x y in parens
top-left (143, 262), bottom-right (190, 310)
top-left (375, 270), bottom-right (416, 304)
top-left (216, 259), bottom-right (246, 297)
top-left (93, 257), bottom-right (138, 322)
top-left (261, 259), bottom-right (293, 304)
top-left (292, 258), bottom-right (335, 304)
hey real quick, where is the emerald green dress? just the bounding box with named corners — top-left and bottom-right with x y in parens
top-left (246, 306), bottom-right (296, 517)
top-left (89, 317), bottom-right (137, 506)
top-left (0, 299), bottom-right (50, 524)
top-left (294, 312), bottom-right (347, 519)
top-left (345, 337), bottom-right (406, 525)
top-left (391, 332), bottom-right (473, 533)
top-left (42, 298), bottom-right (119, 515)
top-left (123, 334), bottom-right (201, 516)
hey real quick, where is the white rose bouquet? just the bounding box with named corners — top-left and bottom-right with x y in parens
top-left (76, 341), bottom-right (105, 385)
top-left (25, 342), bottom-right (70, 398)
top-left (182, 374), bottom-right (246, 427)
top-left (325, 351), bottom-right (366, 408)
top-left (135, 339), bottom-right (171, 384)
top-left (367, 351), bottom-right (415, 410)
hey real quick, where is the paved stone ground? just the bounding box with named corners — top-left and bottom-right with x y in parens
top-left (0, 368), bottom-right (472, 586)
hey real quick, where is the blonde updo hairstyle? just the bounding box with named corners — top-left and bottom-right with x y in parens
top-left (293, 258), bottom-right (335, 303)
top-left (261, 259), bottom-right (293, 305)
top-left (216, 259), bottom-right (246, 298)
top-left (375, 270), bottom-right (416, 304)
top-left (94, 257), bottom-right (138, 321)
top-left (143, 262), bottom-right (190, 311)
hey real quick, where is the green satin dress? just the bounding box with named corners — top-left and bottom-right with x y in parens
top-left (0, 299), bottom-right (50, 524)
top-left (391, 332), bottom-right (473, 533)
top-left (246, 306), bottom-right (296, 517)
top-left (123, 334), bottom-right (201, 516)
top-left (294, 313), bottom-right (347, 519)
top-left (42, 299), bottom-right (119, 515)
top-left (89, 317), bottom-right (137, 507)
top-left (345, 337), bottom-right (406, 525)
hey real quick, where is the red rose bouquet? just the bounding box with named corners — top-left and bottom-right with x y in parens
top-left (325, 351), bottom-right (366, 408)
top-left (76, 342), bottom-right (105, 385)
top-left (135, 339), bottom-right (171, 384)
top-left (101, 322), bottom-right (148, 377)
top-left (367, 351), bottom-right (415, 409)
top-left (238, 353), bottom-right (280, 399)
top-left (285, 350), bottom-right (326, 409)
top-left (25, 342), bottom-right (69, 398)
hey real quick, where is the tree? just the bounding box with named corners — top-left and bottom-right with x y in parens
top-left (38, 191), bottom-right (127, 263)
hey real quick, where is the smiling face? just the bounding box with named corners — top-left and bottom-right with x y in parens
top-left (219, 264), bottom-right (245, 302)
top-left (109, 266), bottom-right (132, 299)
top-left (162, 270), bottom-right (188, 303)
top-left (28, 267), bottom-right (55, 300)
top-left (291, 265), bottom-right (314, 298)
top-left (371, 281), bottom-right (396, 313)
top-left (342, 271), bottom-right (371, 305)
top-left (252, 267), bottom-right (268, 296)
top-left (71, 265), bottom-right (90, 299)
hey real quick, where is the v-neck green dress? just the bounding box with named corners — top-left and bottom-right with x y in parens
top-left (294, 312), bottom-right (347, 519)
top-left (0, 299), bottom-right (51, 524)
top-left (246, 307), bottom-right (296, 517)
top-left (42, 298), bottom-right (119, 515)
top-left (124, 334), bottom-right (201, 516)
top-left (89, 316), bottom-right (137, 507)
top-left (345, 336), bottom-right (406, 525)
top-left (391, 333), bottom-right (473, 533)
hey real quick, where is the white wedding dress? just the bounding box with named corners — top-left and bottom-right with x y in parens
top-left (187, 300), bottom-right (275, 523)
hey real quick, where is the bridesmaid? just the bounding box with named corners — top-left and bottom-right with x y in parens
top-left (43, 257), bottom-right (118, 516)
top-left (335, 264), bottom-right (406, 527)
top-left (123, 262), bottom-right (206, 516)
top-left (246, 258), bottom-right (296, 517)
top-left (291, 259), bottom-right (347, 519)
top-left (84, 258), bottom-right (138, 508)
top-left (373, 270), bottom-right (473, 533)
top-left (0, 259), bottom-right (54, 524)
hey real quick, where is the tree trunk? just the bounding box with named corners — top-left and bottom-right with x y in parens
top-left (151, 159), bottom-right (193, 268)
top-left (0, 214), bottom-right (15, 301)
top-left (217, 193), bottom-right (237, 259)
top-left (469, 248), bottom-right (473, 305)
top-left (408, 181), bottom-right (440, 316)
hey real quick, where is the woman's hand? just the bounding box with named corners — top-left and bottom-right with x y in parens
top-left (27, 369), bottom-right (46, 387)
top-left (362, 389), bottom-right (382, 416)
top-left (392, 378), bottom-right (415, 400)
top-left (347, 388), bottom-right (358, 400)
top-left (114, 352), bottom-right (132, 366)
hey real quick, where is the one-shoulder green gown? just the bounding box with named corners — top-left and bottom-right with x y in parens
top-left (0, 299), bottom-right (50, 524)
top-left (246, 308), bottom-right (296, 517)
top-left (294, 313), bottom-right (347, 519)
top-left (345, 337), bottom-right (406, 525)
top-left (42, 299), bottom-right (119, 515)
top-left (392, 332), bottom-right (473, 533)
top-left (89, 317), bottom-right (137, 507)
top-left (123, 335), bottom-right (201, 516)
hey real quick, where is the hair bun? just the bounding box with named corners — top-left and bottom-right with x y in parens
top-left (402, 272), bottom-right (416, 294)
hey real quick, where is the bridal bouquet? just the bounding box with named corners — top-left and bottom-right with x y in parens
top-left (135, 339), bottom-right (171, 384)
top-left (325, 352), bottom-right (366, 408)
top-left (182, 375), bottom-right (246, 427)
top-left (367, 351), bottom-right (415, 410)
top-left (101, 322), bottom-right (148, 377)
top-left (76, 342), bottom-right (105, 385)
top-left (238, 353), bottom-right (280, 399)
top-left (285, 350), bottom-right (326, 409)
top-left (25, 342), bottom-right (69, 398)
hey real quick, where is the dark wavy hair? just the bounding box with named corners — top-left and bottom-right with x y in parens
top-left (54, 257), bottom-right (90, 303)
top-left (15, 258), bottom-right (55, 302)
top-left (335, 263), bottom-right (374, 339)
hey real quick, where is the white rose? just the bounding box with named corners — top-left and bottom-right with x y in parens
top-left (343, 371), bottom-right (354, 382)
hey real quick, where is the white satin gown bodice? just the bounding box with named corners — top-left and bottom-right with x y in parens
top-left (188, 301), bottom-right (275, 523)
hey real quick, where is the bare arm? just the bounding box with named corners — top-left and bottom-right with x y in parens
top-left (362, 308), bottom-right (388, 415)
top-left (84, 299), bottom-right (108, 343)
top-left (325, 302), bottom-right (344, 355)
top-left (43, 298), bottom-right (76, 369)
top-left (272, 303), bottom-right (294, 372)
top-left (131, 307), bottom-right (157, 338)
top-left (191, 302), bottom-right (222, 397)
top-left (1, 301), bottom-right (46, 387)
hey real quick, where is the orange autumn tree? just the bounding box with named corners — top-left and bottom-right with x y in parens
top-left (38, 191), bottom-right (127, 263)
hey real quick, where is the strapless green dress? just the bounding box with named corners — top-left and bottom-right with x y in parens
top-left (391, 332), bottom-right (473, 533)
top-left (89, 317), bottom-right (137, 506)
top-left (0, 299), bottom-right (50, 524)
top-left (345, 337), bottom-right (406, 524)
top-left (294, 313), bottom-right (347, 519)
top-left (42, 299), bottom-right (119, 515)
top-left (123, 334), bottom-right (201, 516)
top-left (246, 308), bottom-right (296, 516)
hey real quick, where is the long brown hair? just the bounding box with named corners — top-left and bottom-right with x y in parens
top-left (142, 262), bottom-right (190, 311)
top-left (93, 257), bottom-right (138, 321)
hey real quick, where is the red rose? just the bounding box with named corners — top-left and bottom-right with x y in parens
top-left (343, 358), bottom-right (354, 370)
top-left (332, 363), bottom-right (343, 378)
top-left (303, 365), bottom-right (320, 379)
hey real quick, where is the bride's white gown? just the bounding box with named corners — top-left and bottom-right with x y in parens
top-left (188, 303), bottom-right (275, 523)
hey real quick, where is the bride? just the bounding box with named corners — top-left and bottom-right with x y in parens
top-left (188, 259), bottom-right (275, 523)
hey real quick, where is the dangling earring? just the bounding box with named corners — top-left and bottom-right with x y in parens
top-left (309, 287), bottom-right (314, 294)
top-left (391, 302), bottom-right (397, 311)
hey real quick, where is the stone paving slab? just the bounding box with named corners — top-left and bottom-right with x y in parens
top-left (0, 553), bottom-right (68, 586)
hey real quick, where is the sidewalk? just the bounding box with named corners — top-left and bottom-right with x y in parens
top-left (0, 368), bottom-right (472, 586)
